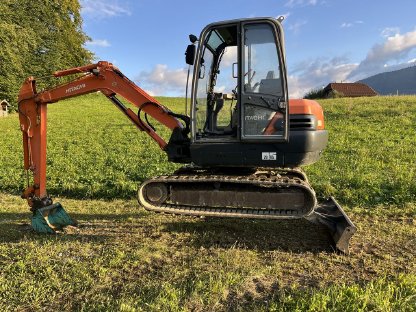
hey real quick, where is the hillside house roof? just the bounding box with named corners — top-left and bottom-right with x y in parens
top-left (324, 83), bottom-right (377, 97)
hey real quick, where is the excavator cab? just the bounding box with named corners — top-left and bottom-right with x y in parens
top-left (191, 19), bottom-right (288, 142)
top-left (183, 18), bottom-right (323, 168)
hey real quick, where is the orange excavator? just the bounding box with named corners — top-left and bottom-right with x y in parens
top-left (18, 17), bottom-right (356, 252)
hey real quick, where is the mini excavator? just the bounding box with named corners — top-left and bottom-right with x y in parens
top-left (18, 17), bottom-right (356, 252)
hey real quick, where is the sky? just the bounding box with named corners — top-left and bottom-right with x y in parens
top-left (81, 0), bottom-right (416, 98)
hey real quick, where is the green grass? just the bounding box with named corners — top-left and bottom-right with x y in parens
top-left (1, 94), bottom-right (414, 208)
top-left (0, 94), bottom-right (415, 311)
top-left (307, 96), bottom-right (416, 208)
top-left (0, 94), bottom-right (183, 199)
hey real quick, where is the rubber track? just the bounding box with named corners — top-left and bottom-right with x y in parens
top-left (138, 168), bottom-right (317, 219)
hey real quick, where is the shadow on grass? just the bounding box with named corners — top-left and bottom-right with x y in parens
top-left (163, 217), bottom-right (336, 253)
top-left (0, 212), bottom-right (33, 243)
top-left (0, 212), bottom-right (336, 253)
top-left (0, 211), bottom-right (144, 243)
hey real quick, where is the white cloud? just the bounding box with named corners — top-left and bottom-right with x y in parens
top-left (341, 21), bottom-right (363, 28)
top-left (215, 85), bottom-right (226, 93)
top-left (135, 28), bottom-right (416, 98)
top-left (380, 27), bottom-right (400, 38)
top-left (288, 29), bottom-right (416, 97)
top-left (221, 46), bottom-right (238, 67)
top-left (288, 20), bottom-right (308, 34)
top-left (288, 57), bottom-right (358, 98)
top-left (285, 0), bottom-right (318, 8)
top-left (81, 0), bottom-right (131, 19)
top-left (136, 64), bottom-right (188, 96)
top-left (348, 29), bottom-right (416, 80)
top-left (85, 39), bottom-right (111, 47)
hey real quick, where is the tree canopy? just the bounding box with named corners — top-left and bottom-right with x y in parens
top-left (0, 0), bottom-right (93, 110)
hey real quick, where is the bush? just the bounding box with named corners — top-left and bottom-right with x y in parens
top-left (326, 90), bottom-right (344, 98)
top-left (304, 88), bottom-right (327, 99)
top-left (304, 88), bottom-right (344, 99)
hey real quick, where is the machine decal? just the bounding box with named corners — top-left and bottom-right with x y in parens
top-left (65, 83), bottom-right (86, 94)
top-left (245, 115), bottom-right (266, 121)
top-left (262, 152), bottom-right (277, 160)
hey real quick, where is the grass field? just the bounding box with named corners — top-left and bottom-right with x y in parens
top-left (0, 94), bottom-right (415, 311)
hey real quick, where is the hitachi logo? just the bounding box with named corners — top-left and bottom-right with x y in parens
top-left (66, 83), bottom-right (86, 94)
top-left (245, 115), bottom-right (266, 121)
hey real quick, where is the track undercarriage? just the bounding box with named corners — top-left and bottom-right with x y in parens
top-left (138, 167), bottom-right (356, 253)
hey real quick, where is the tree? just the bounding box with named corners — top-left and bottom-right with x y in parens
top-left (0, 0), bottom-right (93, 110)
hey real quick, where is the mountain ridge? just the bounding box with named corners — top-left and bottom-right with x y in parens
top-left (358, 65), bottom-right (416, 95)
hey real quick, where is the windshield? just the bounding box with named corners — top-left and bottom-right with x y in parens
top-left (244, 23), bottom-right (282, 96)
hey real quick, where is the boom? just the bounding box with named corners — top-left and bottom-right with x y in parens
top-left (18, 61), bottom-right (189, 209)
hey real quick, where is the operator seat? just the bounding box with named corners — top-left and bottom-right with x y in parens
top-left (259, 71), bottom-right (282, 95)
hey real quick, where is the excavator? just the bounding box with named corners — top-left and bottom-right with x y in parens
top-left (17, 17), bottom-right (356, 253)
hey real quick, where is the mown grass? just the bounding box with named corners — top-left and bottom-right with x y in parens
top-left (1, 94), bottom-right (415, 208)
top-left (0, 94), bottom-right (415, 311)
top-left (307, 96), bottom-right (416, 208)
top-left (0, 94), bottom-right (183, 200)
top-left (0, 194), bottom-right (415, 311)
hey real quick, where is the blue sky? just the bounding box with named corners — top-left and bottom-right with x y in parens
top-left (81, 0), bottom-right (416, 97)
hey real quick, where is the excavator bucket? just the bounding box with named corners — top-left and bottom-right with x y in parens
top-left (306, 197), bottom-right (357, 254)
top-left (31, 203), bottom-right (76, 233)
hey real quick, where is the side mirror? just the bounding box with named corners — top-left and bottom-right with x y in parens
top-left (185, 44), bottom-right (196, 65)
top-left (189, 34), bottom-right (198, 43)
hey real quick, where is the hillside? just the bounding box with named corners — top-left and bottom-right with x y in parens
top-left (358, 65), bottom-right (416, 95)
top-left (0, 95), bottom-right (415, 311)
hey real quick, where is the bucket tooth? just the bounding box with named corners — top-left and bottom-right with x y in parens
top-left (306, 197), bottom-right (357, 254)
top-left (31, 202), bottom-right (76, 233)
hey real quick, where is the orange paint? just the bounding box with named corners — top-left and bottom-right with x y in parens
top-left (18, 61), bottom-right (183, 205)
top-left (289, 99), bottom-right (325, 130)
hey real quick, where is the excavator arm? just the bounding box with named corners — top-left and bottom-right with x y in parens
top-left (18, 61), bottom-right (189, 210)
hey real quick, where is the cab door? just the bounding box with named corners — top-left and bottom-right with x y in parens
top-left (240, 20), bottom-right (289, 142)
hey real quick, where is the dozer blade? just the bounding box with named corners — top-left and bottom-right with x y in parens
top-left (31, 203), bottom-right (76, 234)
top-left (305, 197), bottom-right (357, 254)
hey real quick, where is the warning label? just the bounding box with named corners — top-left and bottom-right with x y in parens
top-left (262, 152), bottom-right (277, 160)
